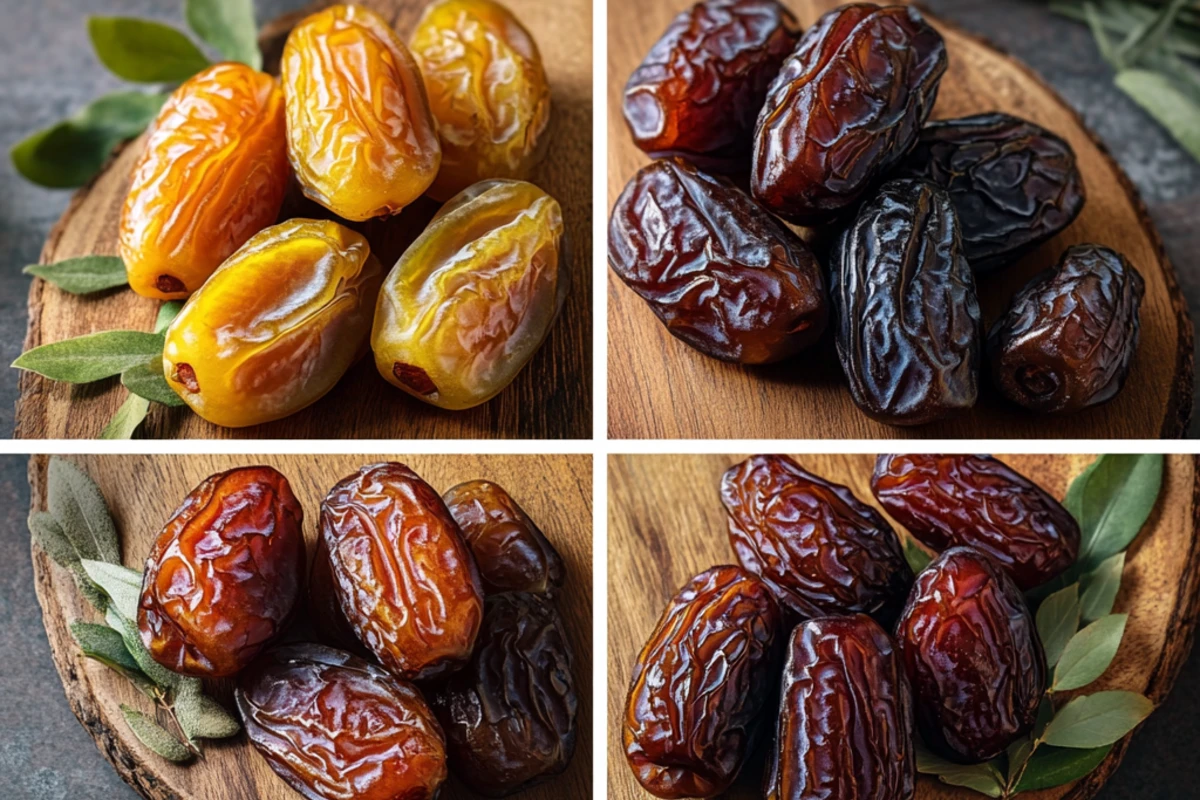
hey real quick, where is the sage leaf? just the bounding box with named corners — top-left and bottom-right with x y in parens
top-left (155, 302), bottom-right (184, 334)
top-left (1042, 691), bottom-right (1154, 748)
top-left (903, 536), bottom-right (932, 574)
top-left (80, 559), bottom-right (141, 621)
top-left (101, 394), bottom-right (151, 440)
top-left (24, 256), bottom-right (128, 295)
top-left (108, 605), bottom-right (188, 692)
top-left (1074, 454), bottom-right (1163, 572)
top-left (47, 457), bottom-right (120, 564)
top-left (70, 621), bottom-right (142, 676)
top-left (1014, 744), bottom-right (1113, 792)
top-left (186, 0), bottom-right (261, 70)
top-left (13, 330), bottom-right (164, 383)
top-left (31, 511), bottom-right (108, 611)
top-left (120, 705), bottom-right (193, 762)
top-left (1037, 583), bottom-right (1081, 668)
top-left (1115, 69), bottom-right (1200, 161)
top-left (122, 361), bottom-right (185, 407)
top-left (1054, 614), bottom-right (1128, 691)
top-left (1081, 552), bottom-right (1125, 622)
top-left (175, 683), bottom-right (240, 742)
top-left (88, 17), bottom-right (210, 83)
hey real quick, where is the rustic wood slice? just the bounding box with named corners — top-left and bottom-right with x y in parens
top-left (17, 0), bottom-right (592, 440)
top-left (606, 454), bottom-right (1200, 800)
top-left (606, 0), bottom-right (1193, 439)
top-left (31, 454), bottom-right (593, 800)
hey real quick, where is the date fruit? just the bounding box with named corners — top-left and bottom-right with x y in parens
top-left (872, 454), bottom-right (1080, 590)
top-left (895, 547), bottom-right (1046, 763)
top-left (624, 565), bottom-right (780, 798)
top-left (138, 466), bottom-right (304, 677)
top-left (752, 4), bottom-right (946, 224)
top-left (622, 0), bottom-right (800, 170)
top-left (120, 62), bottom-right (288, 300)
top-left (609, 157), bottom-right (827, 363)
top-left (237, 644), bottom-right (447, 800)
top-left (307, 536), bottom-right (371, 657)
top-left (988, 243), bottom-right (1145, 413)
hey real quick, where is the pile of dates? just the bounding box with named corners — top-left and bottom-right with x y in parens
top-left (136, 463), bottom-right (578, 799)
top-left (609, 0), bottom-right (1145, 425)
top-left (120, 1), bottom-right (566, 427)
top-left (625, 453), bottom-right (1082, 798)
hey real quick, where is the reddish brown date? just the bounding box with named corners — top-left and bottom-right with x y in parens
top-left (307, 536), bottom-right (371, 657)
top-left (237, 644), bottom-right (447, 800)
top-left (138, 466), bottom-right (304, 678)
top-left (625, 566), bottom-right (781, 798)
top-left (896, 547), bottom-right (1046, 763)
top-left (765, 614), bottom-right (915, 800)
top-left (872, 454), bottom-right (1080, 590)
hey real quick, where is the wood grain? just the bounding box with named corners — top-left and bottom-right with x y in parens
top-left (606, 0), bottom-right (1193, 439)
top-left (607, 453), bottom-right (1200, 799)
top-left (30, 454), bottom-right (592, 800)
top-left (17, 0), bottom-right (592, 440)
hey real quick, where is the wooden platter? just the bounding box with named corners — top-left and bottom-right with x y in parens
top-left (607, 454), bottom-right (1200, 799)
top-left (30, 454), bottom-right (593, 800)
top-left (17, 0), bottom-right (592, 440)
top-left (606, 0), bottom-right (1193, 439)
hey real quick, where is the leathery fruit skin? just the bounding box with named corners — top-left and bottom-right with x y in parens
top-left (162, 219), bottom-right (384, 429)
top-left (120, 62), bottom-right (289, 300)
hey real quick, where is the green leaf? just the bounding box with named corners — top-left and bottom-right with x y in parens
top-left (122, 361), bottom-right (185, 407)
top-left (120, 705), bottom-right (193, 762)
top-left (1080, 552), bottom-right (1125, 622)
top-left (1063, 456), bottom-right (1101, 522)
top-left (80, 559), bottom-right (141, 621)
top-left (155, 302), bottom-right (185, 334)
top-left (1115, 69), bottom-right (1200, 161)
top-left (108, 605), bottom-right (192, 692)
top-left (1037, 584), bottom-right (1081, 668)
top-left (934, 766), bottom-right (1003, 797)
top-left (1075, 454), bottom-right (1163, 572)
top-left (1014, 744), bottom-right (1113, 792)
top-left (47, 457), bottom-right (120, 564)
top-left (1054, 614), bottom-right (1128, 691)
top-left (174, 683), bottom-right (240, 742)
top-left (1084, 1), bottom-right (1121, 65)
top-left (29, 511), bottom-right (108, 611)
top-left (88, 17), bottom-right (209, 83)
top-left (1006, 735), bottom-right (1034, 784)
top-left (1042, 691), bottom-right (1154, 748)
top-left (24, 256), bottom-right (128, 295)
top-left (903, 536), bottom-right (933, 574)
top-left (13, 330), bottom-right (164, 383)
top-left (71, 622), bottom-right (142, 675)
top-left (100, 394), bottom-right (152, 440)
top-left (1116, 0), bottom-right (1192, 65)
top-left (186, 0), bottom-right (262, 69)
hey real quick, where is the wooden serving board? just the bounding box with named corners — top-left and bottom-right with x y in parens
top-left (607, 454), bottom-right (1200, 800)
top-left (606, 0), bottom-right (1193, 439)
top-left (30, 454), bottom-right (593, 800)
top-left (17, 0), bottom-right (592, 440)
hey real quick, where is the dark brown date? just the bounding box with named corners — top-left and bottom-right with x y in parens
top-left (764, 614), bottom-right (915, 800)
top-left (623, 0), bottom-right (800, 170)
top-left (988, 243), bottom-right (1144, 413)
top-left (722, 454), bottom-right (913, 622)
top-left (832, 178), bottom-right (982, 425)
top-left (237, 644), bottom-right (447, 800)
top-left (895, 547), bottom-right (1046, 763)
top-left (429, 592), bottom-right (577, 797)
top-left (872, 454), bottom-right (1080, 590)
top-left (609, 157), bottom-right (827, 364)
top-left (624, 565), bottom-right (781, 798)
top-left (752, 4), bottom-right (946, 224)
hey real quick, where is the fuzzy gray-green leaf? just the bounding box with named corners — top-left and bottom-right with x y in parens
top-left (14, 331), bottom-right (164, 383)
top-left (1080, 552), bottom-right (1125, 622)
top-left (1042, 691), bottom-right (1154, 748)
top-left (100, 394), bottom-right (152, 440)
top-left (31, 511), bottom-right (109, 610)
top-left (47, 457), bottom-right (120, 564)
top-left (155, 302), bottom-right (185, 334)
top-left (108, 605), bottom-right (187, 692)
top-left (71, 621), bottom-right (142, 675)
top-left (120, 705), bottom-right (194, 762)
top-left (175, 683), bottom-right (240, 742)
top-left (81, 559), bottom-right (141, 620)
top-left (1054, 614), bottom-right (1128, 691)
top-left (24, 256), bottom-right (128, 295)
top-left (1037, 583), bottom-right (1081, 668)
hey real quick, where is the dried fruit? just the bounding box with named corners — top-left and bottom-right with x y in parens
top-left (162, 219), bottom-right (384, 428)
top-left (138, 466), bottom-right (304, 678)
top-left (608, 157), bottom-right (827, 363)
top-left (307, 536), bottom-right (370, 657)
top-left (372, 179), bottom-right (566, 409)
top-left (120, 62), bottom-right (288, 300)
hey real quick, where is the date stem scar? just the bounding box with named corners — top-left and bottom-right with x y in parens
top-left (394, 362), bottom-right (439, 396)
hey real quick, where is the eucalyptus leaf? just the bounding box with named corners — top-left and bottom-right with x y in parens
top-left (101, 394), bottom-right (152, 440)
top-left (155, 302), bottom-right (185, 334)
top-left (122, 361), bottom-right (185, 407)
top-left (1081, 552), bottom-right (1125, 622)
top-left (88, 17), bottom-right (210, 83)
top-left (24, 256), bottom-right (128, 295)
top-left (13, 330), bottom-right (164, 383)
top-left (1014, 744), bottom-right (1113, 792)
top-left (186, 0), bottom-right (262, 69)
top-left (1037, 583), bottom-right (1081, 668)
top-left (47, 457), bottom-right (120, 564)
top-left (71, 621), bottom-right (142, 675)
top-left (120, 705), bottom-right (194, 762)
top-left (1054, 614), bottom-right (1128, 691)
top-left (1042, 691), bottom-right (1154, 748)
top-left (903, 536), bottom-right (933, 574)
top-left (1074, 454), bottom-right (1163, 572)
top-left (175, 683), bottom-right (240, 742)
top-left (80, 559), bottom-right (141, 621)
top-left (1115, 69), bottom-right (1200, 161)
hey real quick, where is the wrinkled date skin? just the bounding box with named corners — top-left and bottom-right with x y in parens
top-left (237, 644), bottom-right (447, 800)
top-left (872, 454), bottom-right (1081, 590)
top-left (307, 537), bottom-right (371, 657)
top-left (988, 243), bottom-right (1145, 413)
top-left (430, 592), bottom-right (577, 797)
top-left (625, 566), bottom-right (780, 798)
top-left (896, 113), bottom-right (1086, 273)
top-left (163, 219), bottom-right (384, 428)
top-left (411, 0), bottom-right (551, 200)
top-left (373, 179), bottom-right (566, 409)
top-left (443, 480), bottom-right (565, 596)
top-left (765, 615), bottom-right (915, 800)
top-left (752, 4), bottom-right (946, 224)
top-left (896, 547), bottom-right (1046, 763)
top-left (283, 4), bottom-right (441, 221)
top-left (120, 62), bottom-right (288, 300)
top-left (623, 0), bottom-right (800, 170)
top-left (832, 179), bottom-right (982, 425)
top-left (608, 158), bottom-right (827, 364)
top-left (138, 467), bottom-right (304, 678)
top-left (321, 462), bottom-right (485, 681)
top-left (721, 454), bottom-right (913, 622)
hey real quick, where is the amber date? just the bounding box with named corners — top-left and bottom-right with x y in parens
top-left (988, 243), bottom-right (1145, 413)
top-left (832, 178), bottom-right (982, 425)
top-left (609, 158), bottom-right (827, 364)
top-left (896, 547), bottom-right (1046, 763)
top-left (765, 614), bottom-right (915, 800)
top-left (138, 467), bottom-right (304, 678)
top-left (623, 0), bottom-right (800, 169)
top-left (430, 592), bottom-right (577, 796)
top-left (752, 4), bottom-right (946, 224)
top-left (307, 536), bottom-right (370, 657)
top-left (625, 566), bottom-right (780, 798)
top-left (237, 644), bottom-right (447, 800)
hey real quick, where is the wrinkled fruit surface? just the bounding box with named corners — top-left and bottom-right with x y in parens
top-left (138, 466), bottom-right (304, 677)
top-left (896, 547), bottom-right (1046, 763)
top-left (988, 243), bottom-right (1145, 413)
top-left (752, 4), bottom-right (946, 224)
top-left (120, 62), bottom-right (288, 300)
top-left (832, 178), bottom-right (981, 425)
top-left (373, 179), bottom-right (566, 409)
top-left (307, 536), bottom-right (371, 657)
top-left (872, 454), bottom-right (1080, 590)
top-left (163, 219), bottom-right (383, 429)
top-left (609, 157), bottom-right (827, 363)
top-left (237, 644), bottom-right (447, 800)
top-left (625, 565), bottom-right (780, 798)
top-left (283, 3), bottom-right (440, 220)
